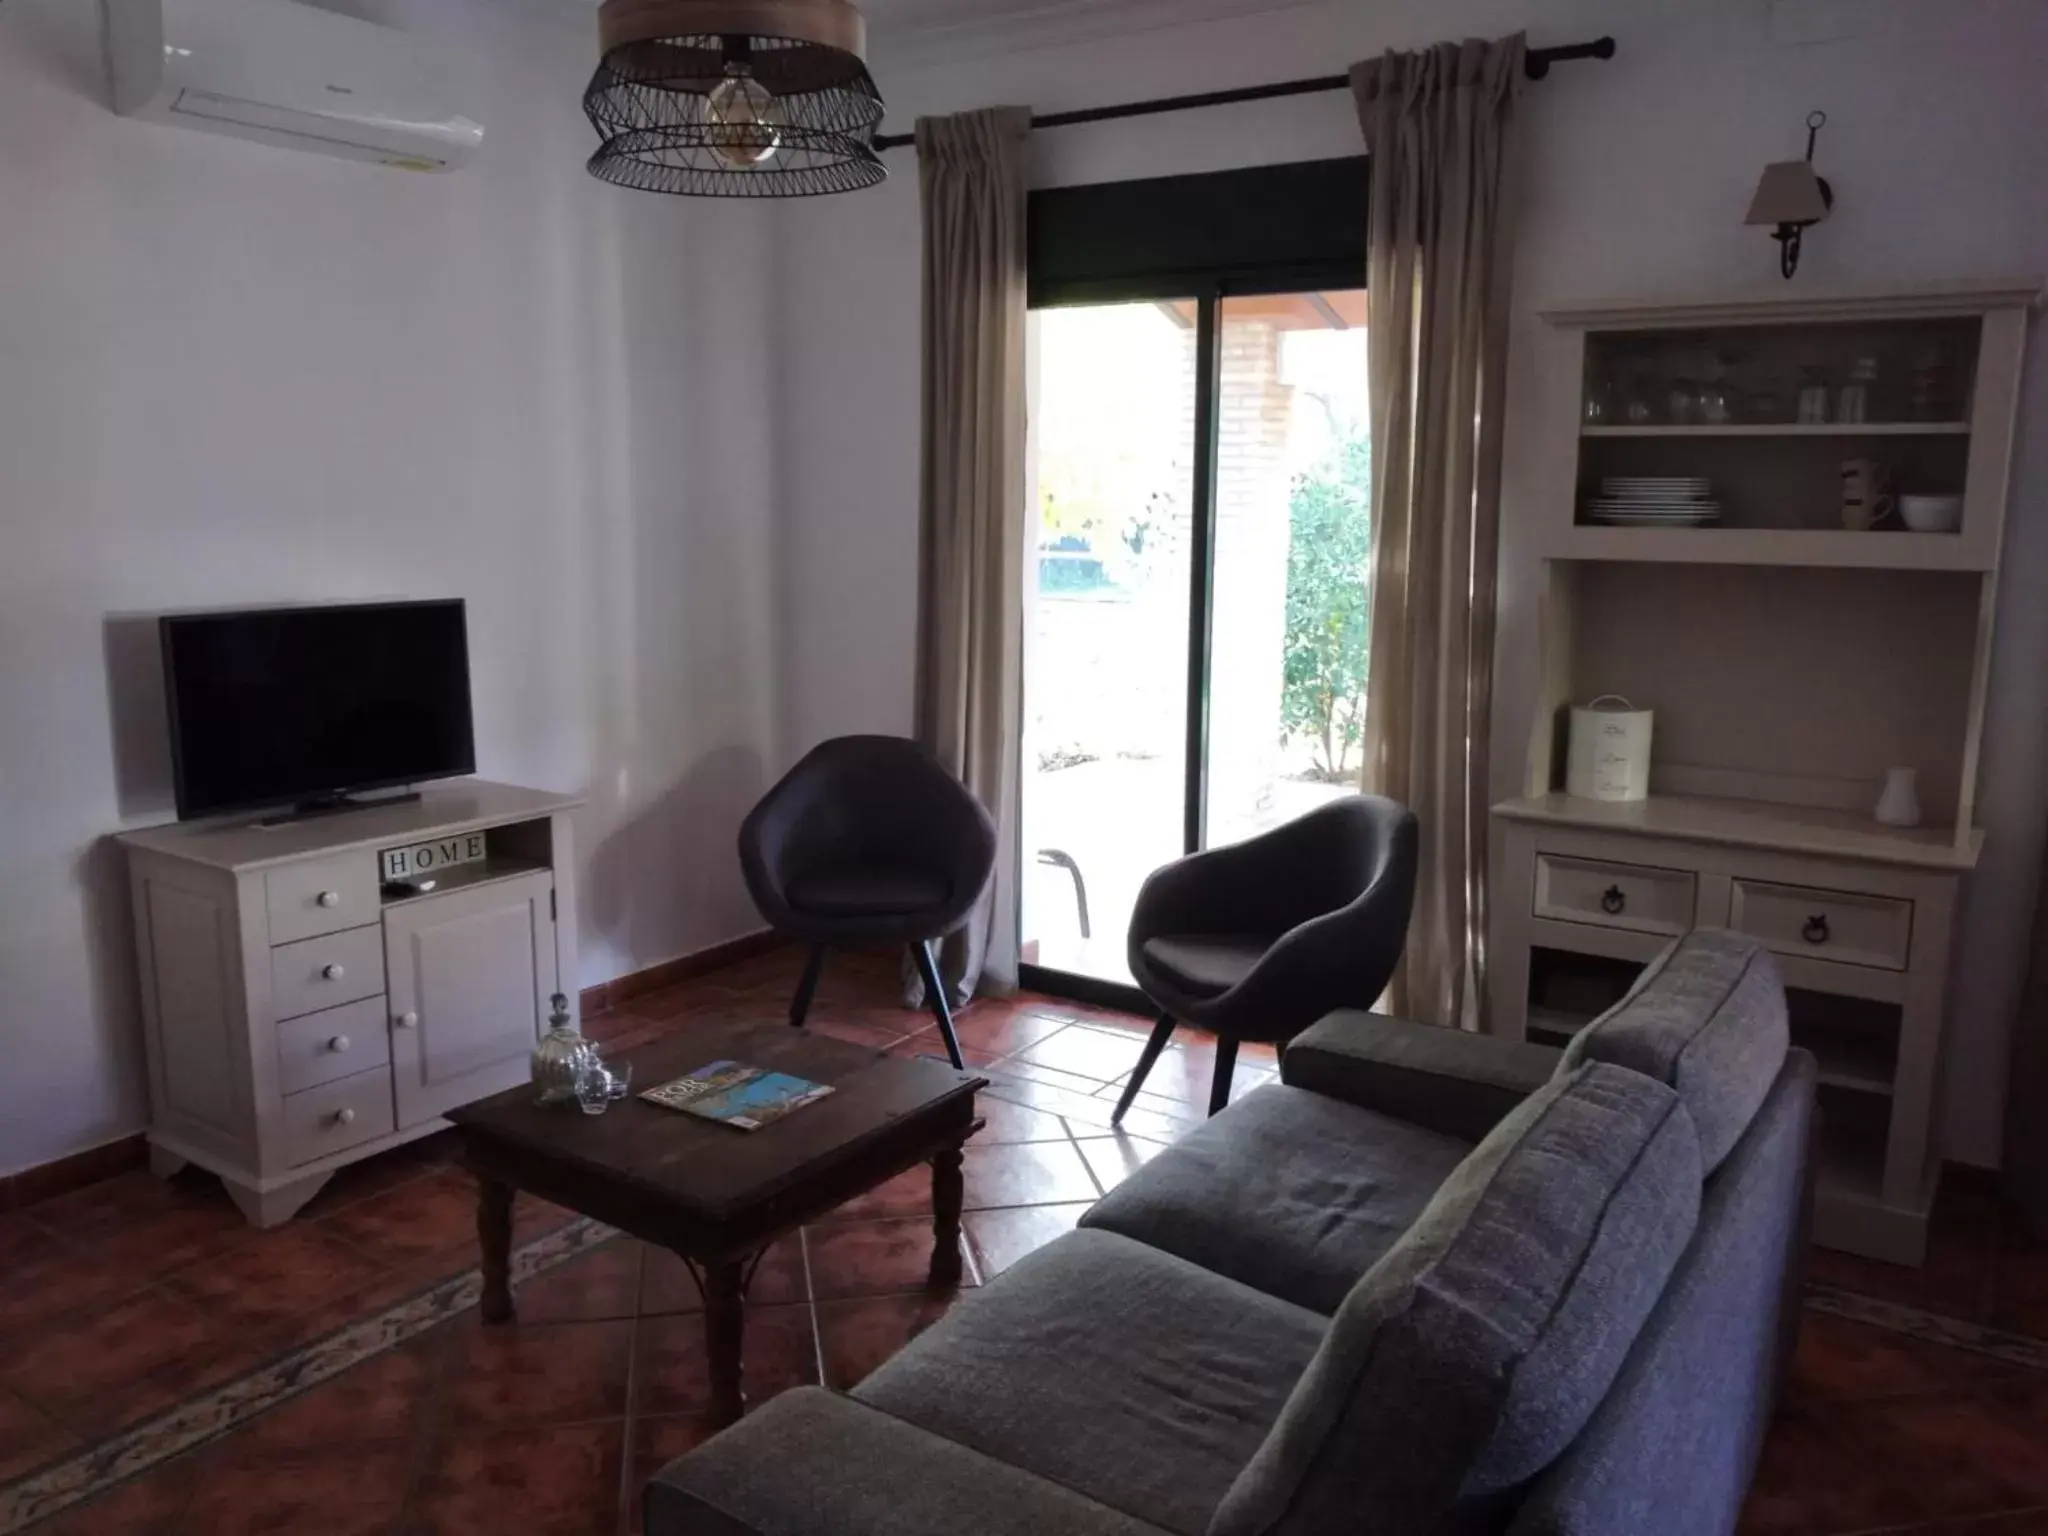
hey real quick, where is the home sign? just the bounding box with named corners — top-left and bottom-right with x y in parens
top-left (379, 832), bottom-right (487, 882)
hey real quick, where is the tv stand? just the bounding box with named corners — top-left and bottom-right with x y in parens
top-left (261, 787), bottom-right (424, 827)
top-left (116, 779), bottom-right (583, 1226)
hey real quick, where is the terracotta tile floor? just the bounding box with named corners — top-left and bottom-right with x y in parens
top-left (2, 943), bottom-right (2044, 1534)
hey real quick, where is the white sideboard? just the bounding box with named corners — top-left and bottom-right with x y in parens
top-left (1491, 280), bottom-right (2038, 1267)
top-left (117, 779), bottom-right (583, 1226)
top-left (1491, 797), bottom-right (1966, 1264)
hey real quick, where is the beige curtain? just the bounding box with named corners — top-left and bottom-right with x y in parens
top-left (910, 106), bottom-right (1032, 1005)
top-left (1352, 36), bottom-right (1524, 1030)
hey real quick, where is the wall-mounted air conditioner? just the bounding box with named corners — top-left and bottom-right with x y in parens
top-left (103, 0), bottom-right (484, 172)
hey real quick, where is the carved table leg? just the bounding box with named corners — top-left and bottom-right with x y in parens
top-left (930, 1139), bottom-right (967, 1288)
top-left (476, 1175), bottom-right (516, 1325)
top-left (704, 1260), bottom-right (747, 1428)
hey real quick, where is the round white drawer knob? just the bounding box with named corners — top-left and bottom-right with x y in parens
top-left (321, 963), bottom-right (345, 981)
top-left (329, 1034), bottom-right (351, 1053)
top-left (334, 1106), bottom-right (356, 1127)
top-left (396, 1011), bottom-right (419, 1029)
top-left (317, 890), bottom-right (342, 909)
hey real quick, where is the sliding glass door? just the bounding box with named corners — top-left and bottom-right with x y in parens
top-left (1020, 287), bottom-right (1370, 992)
top-left (1021, 300), bottom-right (1197, 984)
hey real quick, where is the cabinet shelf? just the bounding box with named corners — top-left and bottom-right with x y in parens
top-left (1495, 794), bottom-right (1981, 871)
top-left (1548, 524), bottom-right (1990, 571)
top-left (1527, 1005), bottom-right (1593, 1043)
top-left (1804, 1034), bottom-right (1898, 1097)
top-left (1581, 422), bottom-right (1970, 439)
top-left (380, 855), bottom-right (549, 906)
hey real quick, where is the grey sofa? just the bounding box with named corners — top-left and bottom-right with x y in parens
top-left (647, 929), bottom-right (1815, 1536)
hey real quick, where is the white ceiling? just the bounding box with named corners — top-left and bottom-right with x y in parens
top-left (575, 0), bottom-right (1314, 43)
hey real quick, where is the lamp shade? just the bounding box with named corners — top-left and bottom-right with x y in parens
top-left (1745, 160), bottom-right (1831, 228)
top-left (585, 0), bottom-right (886, 197)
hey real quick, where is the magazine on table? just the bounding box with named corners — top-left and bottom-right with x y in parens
top-left (641, 1059), bottom-right (835, 1131)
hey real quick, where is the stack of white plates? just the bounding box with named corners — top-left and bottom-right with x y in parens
top-left (1584, 476), bottom-right (1720, 527)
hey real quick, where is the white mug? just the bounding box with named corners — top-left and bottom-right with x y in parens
top-left (1841, 459), bottom-right (1895, 531)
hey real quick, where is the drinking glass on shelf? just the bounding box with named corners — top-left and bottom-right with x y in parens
top-left (1582, 376), bottom-right (1615, 425)
top-left (1666, 378), bottom-right (1698, 425)
top-left (1796, 367), bottom-right (1830, 425)
top-left (1745, 367), bottom-right (1787, 424)
top-left (1837, 356), bottom-right (1878, 424)
top-left (1909, 346), bottom-right (1963, 421)
top-left (604, 1060), bottom-right (634, 1101)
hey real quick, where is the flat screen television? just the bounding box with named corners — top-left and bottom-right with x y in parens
top-left (161, 599), bottom-right (476, 821)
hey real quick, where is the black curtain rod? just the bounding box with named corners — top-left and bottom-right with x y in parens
top-left (871, 36), bottom-right (1614, 151)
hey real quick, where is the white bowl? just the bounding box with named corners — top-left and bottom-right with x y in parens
top-left (1898, 494), bottom-right (1963, 533)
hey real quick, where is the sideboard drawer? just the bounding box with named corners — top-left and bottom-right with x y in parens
top-left (1534, 853), bottom-right (1696, 936)
top-left (271, 925), bottom-right (384, 1020)
top-left (1730, 879), bottom-right (1912, 971)
top-left (278, 1067), bottom-right (396, 1166)
top-left (276, 995), bottom-right (392, 1096)
top-left (267, 854), bottom-right (381, 946)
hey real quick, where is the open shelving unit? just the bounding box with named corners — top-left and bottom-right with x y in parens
top-left (1491, 279), bottom-right (2040, 1266)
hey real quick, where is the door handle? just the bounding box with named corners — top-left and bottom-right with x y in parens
top-left (395, 1011), bottom-right (419, 1029)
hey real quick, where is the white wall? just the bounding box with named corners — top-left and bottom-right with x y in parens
top-left (772, 0), bottom-right (2048, 1165)
top-left (0, 0), bottom-right (784, 1175)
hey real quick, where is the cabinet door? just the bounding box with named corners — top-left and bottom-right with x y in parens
top-left (386, 872), bottom-right (557, 1126)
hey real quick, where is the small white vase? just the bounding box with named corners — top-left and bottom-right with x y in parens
top-left (1874, 767), bottom-right (1922, 828)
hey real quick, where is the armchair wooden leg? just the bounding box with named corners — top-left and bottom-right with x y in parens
top-left (1112, 1012), bottom-right (1178, 1126)
top-left (1208, 1037), bottom-right (1240, 1118)
top-left (789, 944), bottom-right (828, 1028)
top-left (912, 940), bottom-right (966, 1070)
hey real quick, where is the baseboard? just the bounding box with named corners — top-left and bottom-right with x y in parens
top-left (580, 930), bottom-right (787, 1015)
top-left (4, 1132), bottom-right (148, 1211)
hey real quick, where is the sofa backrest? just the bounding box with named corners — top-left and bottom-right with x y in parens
top-left (1207, 1062), bottom-right (1702, 1536)
top-left (1507, 1048), bottom-right (1818, 1536)
top-left (1561, 929), bottom-right (1789, 1174)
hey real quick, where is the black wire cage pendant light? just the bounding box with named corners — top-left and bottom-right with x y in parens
top-left (585, 0), bottom-right (887, 197)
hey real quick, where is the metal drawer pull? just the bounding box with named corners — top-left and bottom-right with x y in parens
top-left (1802, 914), bottom-right (1830, 945)
top-left (396, 1011), bottom-right (419, 1029)
top-left (328, 1035), bottom-right (351, 1053)
top-left (1600, 885), bottom-right (1626, 915)
top-left (317, 890), bottom-right (342, 909)
top-left (332, 1107), bottom-right (357, 1127)
top-left (321, 963), bottom-right (345, 981)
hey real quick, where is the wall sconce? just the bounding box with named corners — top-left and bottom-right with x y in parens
top-left (1746, 110), bottom-right (1834, 279)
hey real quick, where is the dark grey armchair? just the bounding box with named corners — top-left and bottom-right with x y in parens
top-left (1117, 794), bottom-right (1417, 1121)
top-left (738, 735), bottom-right (997, 1070)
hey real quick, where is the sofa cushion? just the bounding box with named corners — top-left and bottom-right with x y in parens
top-left (855, 1228), bottom-right (1324, 1536)
top-left (1561, 928), bottom-right (1789, 1173)
top-left (1281, 1010), bottom-right (1564, 1142)
top-left (1139, 934), bottom-right (1273, 998)
top-left (1080, 1083), bottom-right (1472, 1312)
top-left (645, 1387), bottom-right (1180, 1536)
top-left (1210, 1063), bottom-right (1702, 1536)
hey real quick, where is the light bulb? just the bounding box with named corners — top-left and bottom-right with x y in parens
top-left (706, 71), bottom-right (782, 168)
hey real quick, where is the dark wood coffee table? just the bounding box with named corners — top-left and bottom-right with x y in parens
top-left (447, 1021), bottom-right (985, 1427)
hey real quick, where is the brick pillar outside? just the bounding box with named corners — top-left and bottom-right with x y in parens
top-left (1206, 317), bottom-right (1295, 845)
